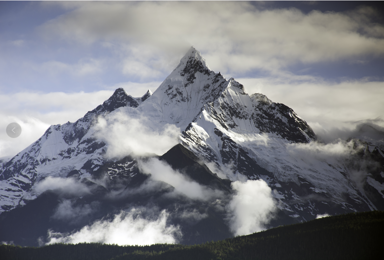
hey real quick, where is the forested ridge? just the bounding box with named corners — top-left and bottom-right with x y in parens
top-left (1, 211), bottom-right (383, 260)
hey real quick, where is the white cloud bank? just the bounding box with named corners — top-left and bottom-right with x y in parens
top-left (227, 180), bottom-right (276, 236)
top-left (95, 109), bottom-right (180, 158)
top-left (46, 209), bottom-right (181, 246)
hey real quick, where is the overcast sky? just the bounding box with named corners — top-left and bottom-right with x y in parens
top-left (1, 1), bottom-right (384, 159)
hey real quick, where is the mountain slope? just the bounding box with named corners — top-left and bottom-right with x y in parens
top-left (0, 89), bottom-right (151, 213)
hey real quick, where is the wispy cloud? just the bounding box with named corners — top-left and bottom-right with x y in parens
top-left (39, 2), bottom-right (384, 75)
top-left (33, 177), bottom-right (91, 197)
top-left (138, 158), bottom-right (223, 201)
top-left (52, 199), bottom-right (100, 225)
top-left (287, 139), bottom-right (381, 195)
top-left (205, 161), bottom-right (248, 182)
top-left (40, 58), bottom-right (102, 77)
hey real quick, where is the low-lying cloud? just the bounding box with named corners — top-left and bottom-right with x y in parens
top-left (239, 77), bottom-right (384, 145)
top-left (287, 139), bottom-right (381, 195)
top-left (287, 140), bottom-right (358, 165)
top-left (138, 158), bottom-right (222, 201)
top-left (316, 213), bottom-right (330, 219)
top-left (46, 208), bottom-right (181, 246)
top-left (95, 109), bottom-right (180, 159)
top-left (33, 177), bottom-right (91, 197)
top-left (205, 161), bottom-right (248, 182)
top-left (176, 209), bottom-right (208, 225)
top-left (227, 180), bottom-right (276, 236)
top-left (52, 199), bottom-right (100, 225)
top-left (314, 120), bottom-right (384, 145)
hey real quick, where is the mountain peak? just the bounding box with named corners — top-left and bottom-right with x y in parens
top-left (137, 46), bottom-right (227, 129)
top-left (174, 46), bottom-right (210, 74)
top-left (92, 88), bottom-right (145, 115)
top-left (101, 88), bottom-right (133, 112)
top-left (141, 89), bottom-right (152, 102)
top-left (180, 47), bottom-right (206, 64)
top-left (112, 87), bottom-right (127, 98)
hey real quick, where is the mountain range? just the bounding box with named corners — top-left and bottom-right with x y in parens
top-left (1, 47), bottom-right (383, 246)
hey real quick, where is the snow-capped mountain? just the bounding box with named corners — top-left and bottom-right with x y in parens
top-left (0, 47), bottom-right (383, 246)
top-left (0, 88), bottom-right (151, 212)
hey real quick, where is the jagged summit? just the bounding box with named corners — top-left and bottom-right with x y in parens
top-left (175, 46), bottom-right (210, 72)
top-left (141, 90), bottom-right (152, 102)
top-left (138, 47), bottom-right (228, 129)
top-left (138, 47), bottom-right (315, 143)
top-left (93, 88), bottom-right (152, 115)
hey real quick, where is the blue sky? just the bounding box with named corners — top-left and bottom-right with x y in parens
top-left (1, 1), bottom-right (384, 159)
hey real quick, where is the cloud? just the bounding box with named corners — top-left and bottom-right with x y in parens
top-left (239, 77), bottom-right (384, 142)
top-left (2, 3), bottom-right (383, 163)
top-left (138, 158), bottom-right (222, 201)
top-left (52, 199), bottom-right (100, 225)
top-left (317, 119), bottom-right (384, 145)
top-left (286, 140), bottom-right (358, 166)
top-left (33, 177), bottom-right (91, 196)
top-left (286, 139), bottom-right (381, 194)
top-left (1, 241), bottom-right (14, 245)
top-left (0, 90), bottom-right (112, 159)
top-left (104, 178), bottom-right (170, 200)
top-left (46, 208), bottom-right (181, 246)
top-left (176, 209), bottom-right (208, 224)
top-left (122, 59), bottom-right (163, 80)
top-left (95, 109), bottom-right (181, 158)
top-left (39, 2), bottom-right (384, 75)
top-left (227, 180), bottom-right (276, 236)
top-left (0, 91), bottom-right (112, 116)
top-left (205, 161), bottom-right (248, 182)
top-left (0, 117), bottom-right (50, 160)
top-left (119, 44), bottom-right (184, 81)
top-left (316, 213), bottom-right (330, 219)
top-left (10, 40), bottom-right (24, 47)
top-left (39, 58), bottom-right (102, 77)
top-left (286, 138), bottom-right (381, 170)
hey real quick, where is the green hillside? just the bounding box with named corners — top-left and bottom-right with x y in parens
top-left (1, 211), bottom-right (383, 260)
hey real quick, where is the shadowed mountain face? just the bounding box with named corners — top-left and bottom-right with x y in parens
top-left (0, 47), bottom-right (383, 246)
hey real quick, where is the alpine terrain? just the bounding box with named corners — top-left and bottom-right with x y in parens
top-left (1, 47), bottom-right (383, 246)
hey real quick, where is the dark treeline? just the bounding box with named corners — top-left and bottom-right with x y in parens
top-left (1, 211), bottom-right (383, 260)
